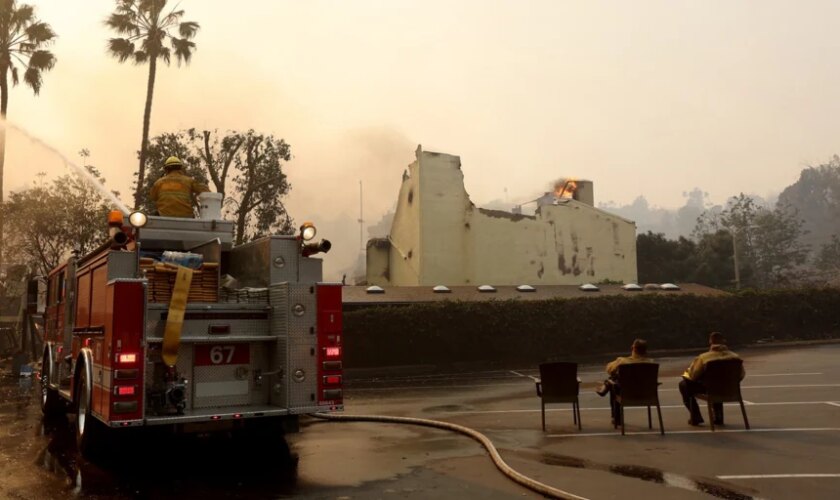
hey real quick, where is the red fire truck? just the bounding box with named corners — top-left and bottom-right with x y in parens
top-left (39, 207), bottom-right (343, 456)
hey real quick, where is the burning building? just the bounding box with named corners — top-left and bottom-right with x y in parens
top-left (366, 146), bottom-right (637, 286)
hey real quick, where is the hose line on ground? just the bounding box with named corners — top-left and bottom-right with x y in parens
top-left (311, 412), bottom-right (590, 500)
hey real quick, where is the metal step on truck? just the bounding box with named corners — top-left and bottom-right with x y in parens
top-left (38, 196), bottom-right (343, 456)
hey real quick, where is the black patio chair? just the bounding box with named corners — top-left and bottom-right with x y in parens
top-left (696, 358), bottom-right (750, 431)
top-left (615, 363), bottom-right (665, 435)
top-left (536, 362), bottom-right (581, 431)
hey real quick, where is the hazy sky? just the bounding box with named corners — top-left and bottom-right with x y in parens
top-left (5, 0), bottom-right (840, 277)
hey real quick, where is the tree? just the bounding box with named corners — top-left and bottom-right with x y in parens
top-left (693, 230), bottom-right (739, 288)
top-left (814, 234), bottom-right (840, 283)
top-left (0, 0), bottom-right (56, 272)
top-left (105, 0), bottom-right (199, 209)
top-left (777, 156), bottom-right (840, 252)
top-left (2, 167), bottom-right (112, 275)
top-left (139, 129), bottom-right (293, 244)
top-left (636, 231), bottom-right (698, 283)
top-left (750, 203), bottom-right (809, 286)
top-left (694, 193), bottom-right (809, 288)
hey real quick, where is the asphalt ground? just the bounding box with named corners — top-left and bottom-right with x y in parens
top-left (0, 343), bottom-right (838, 499)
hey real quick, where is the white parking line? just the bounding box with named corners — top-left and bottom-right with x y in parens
top-left (657, 383), bottom-right (840, 392)
top-left (546, 427), bottom-right (840, 438)
top-left (717, 474), bottom-right (840, 479)
top-left (510, 370), bottom-right (540, 382)
top-left (450, 400), bottom-right (836, 415)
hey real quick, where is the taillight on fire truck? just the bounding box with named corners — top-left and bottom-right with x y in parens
top-left (317, 284), bottom-right (343, 407)
top-left (115, 385), bottom-right (136, 396)
top-left (108, 281), bottom-right (146, 421)
top-left (117, 353), bottom-right (137, 364)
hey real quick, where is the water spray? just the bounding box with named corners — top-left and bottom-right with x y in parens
top-left (2, 120), bottom-right (131, 215)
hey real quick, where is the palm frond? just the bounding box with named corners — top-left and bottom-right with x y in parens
top-left (24, 22), bottom-right (56, 44)
top-left (10, 66), bottom-right (19, 86)
top-left (105, 12), bottom-right (140, 36)
top-left (115, 0), bottom-right (137, 12)
top-left (178, 21), bottom-right (199, 39)
top-left (107, 38), bottom-right (136, 63)
top-left (170, 37), bottom-right (195, 65)
top-left (133, 50), bottom-right (148, 64)
top-left (158, 46), bottom-right (171, 65)
top-left (10, 4), bottom-right (35, 30)
top-left (161, 8), bottom-right (185, 28)
top-left (139, 0), bottom-right (166, 12)
top-left (28, 50), bottom-right (56, 71)
top-left (23, 66), bottom-right (43, 94)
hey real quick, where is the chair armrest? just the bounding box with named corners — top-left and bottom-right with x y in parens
top-left (535, 380), bottom-right (542, 397)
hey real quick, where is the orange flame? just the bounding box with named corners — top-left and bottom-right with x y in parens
top-left (554, 179), bottom-right (578, 199)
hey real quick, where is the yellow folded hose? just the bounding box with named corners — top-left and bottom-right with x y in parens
top-left (311, 412), bottom-right (589, 500)
top-left (162, 266), bottom-right (193, 367)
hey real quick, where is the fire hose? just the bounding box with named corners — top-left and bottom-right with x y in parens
top-left (311, 412), bottom-right (590, 500)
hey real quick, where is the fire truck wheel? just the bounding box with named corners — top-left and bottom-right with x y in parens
top-left (40, 354), bottom-right (64, 416)
top-left (75, 365), bottom-right (106, 457)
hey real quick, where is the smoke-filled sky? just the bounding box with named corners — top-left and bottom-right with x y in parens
top-left (5, 0), bottom-right (840, 278)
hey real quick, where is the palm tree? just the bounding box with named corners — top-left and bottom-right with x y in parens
top-left (105, 0), bottom-right (199, 208)
top-left (0, 0), bottom-right (56, 271)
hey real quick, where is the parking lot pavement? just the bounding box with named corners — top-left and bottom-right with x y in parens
top-left (341, 343), bottom-right (840, 499)
top-left (2, 343), bottom-right (837, 499)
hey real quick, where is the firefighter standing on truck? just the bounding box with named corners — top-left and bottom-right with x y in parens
top-left (150, 156), bottom-right (210, 217)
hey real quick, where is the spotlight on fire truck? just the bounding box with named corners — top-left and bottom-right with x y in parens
top-left (128, 211), bottom-right (148, 228)
top-left (302, 239), bottom-right (332, 257)
top-left (300, 222), bottom-right (317, 241)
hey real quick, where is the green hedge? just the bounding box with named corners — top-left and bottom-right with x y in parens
top-left (342, 288), bottom-right (840, 368)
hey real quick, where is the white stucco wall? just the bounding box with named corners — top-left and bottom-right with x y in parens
top-left (366, 146), bottom-right (638, 286)
top-left (383, 148), bottom-right (423, 285)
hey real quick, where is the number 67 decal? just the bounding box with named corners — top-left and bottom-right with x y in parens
top-left (195, 344), bottom-right (250, 366)
top-left (210, 345), bottom-right (235, 364)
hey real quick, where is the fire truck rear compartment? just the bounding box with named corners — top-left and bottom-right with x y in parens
top-left (142, 281), bottom-right (333, 423)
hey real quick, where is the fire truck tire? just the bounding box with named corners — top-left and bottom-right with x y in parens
top-left (74, 364), bottom-right (106, 457)
top-left (40, 353), bottom-right (64, 416)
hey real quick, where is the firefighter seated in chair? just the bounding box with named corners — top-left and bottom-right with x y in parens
top-left (150, 156), bottom-right (210, 218)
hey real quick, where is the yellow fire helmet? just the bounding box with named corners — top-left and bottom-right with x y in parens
top-left (164, 156), bottom-right (184, 169)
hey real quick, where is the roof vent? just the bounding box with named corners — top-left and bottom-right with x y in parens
top-left (366, 285), bottom-right (385, 294)
top-left (477, 285), bottom-right (496, 293)
top-left (433, 285), bottom-right (451, 293)
top-left (622, 283), bottom-right (643, 291)
top-left (661, 283), bottom-right (681, 290)
top-left (579, 283), bottom-right (599, 291)
top-left (516, 285), bottom-right (536, 292)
